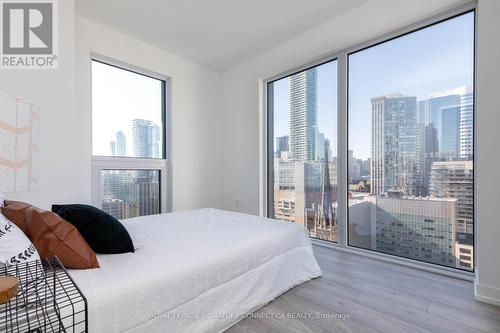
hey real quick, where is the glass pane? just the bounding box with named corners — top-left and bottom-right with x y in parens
top-left (101, 170), bottom-right (160, 219)
top-left (347, 12), bottom-right (474, 270)
top-left (92, 61), bottom-right (165, 159)
top-left (269, 60), bottom-right (338, 242)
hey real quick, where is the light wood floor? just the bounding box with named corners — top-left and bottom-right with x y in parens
top-left (226, 245), bottom-right (500, 333)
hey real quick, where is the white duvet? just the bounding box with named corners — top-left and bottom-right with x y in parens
top-left (68, 208), bottom-right (321, 333)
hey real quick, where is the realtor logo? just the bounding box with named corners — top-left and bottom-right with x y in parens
top-left (1, 0), bottom-right (58, 69)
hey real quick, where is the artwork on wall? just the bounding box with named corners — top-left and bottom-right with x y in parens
top-left (0, 93), bottom-right (39, 193)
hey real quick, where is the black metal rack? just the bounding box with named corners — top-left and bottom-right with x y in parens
top-left (0, 257), bottom-right (87, 333)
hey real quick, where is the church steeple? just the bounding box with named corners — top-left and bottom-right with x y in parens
top-left (321, 140), bottom-right (333, 229)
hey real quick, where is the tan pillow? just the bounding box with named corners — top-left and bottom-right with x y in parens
top-left (1, 201), bottom-right (32, 236)
top-left (25, 207), bottom-right (99, 269)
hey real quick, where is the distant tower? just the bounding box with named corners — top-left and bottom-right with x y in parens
top-left (276, 135), bottom-right (289, 156)
top-left (417, 100), bottom-right (427, 124)
top-left (315, 132), bottom-right (325, 161)
top-left (371, 94), bottom-right (417, 195)
top-left (440, 106), bottom-right (460, 158)
top-left (347, 150), bottom-right (353, 184)
top-left (133, 119), bottom-right (151, 158)
top-left (415, 124), bottom-right (439, 196)
top-left (150, 124), bottom-right (161, 158)
top-left (426, 93), bottom-right (461, 158)
top-left (289, 68), bottom-right (317, 162)
top-left (110, 141), bottom-right (116, 156)
top-left (459, 93), bottom-right (473, 158)
top-left (132, 119), bottom-right (160, 158)
top-left (116, 131), bottom-right (126, 156)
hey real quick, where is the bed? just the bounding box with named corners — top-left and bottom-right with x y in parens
top-left (68, 208), bottom-right (322, 333)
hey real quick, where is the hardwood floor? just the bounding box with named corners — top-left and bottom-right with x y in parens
top-left (226, 245), bottom-right (500, 333)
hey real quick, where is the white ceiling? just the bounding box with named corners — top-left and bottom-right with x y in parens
top-left (75, 0), bottom-right (370, 71)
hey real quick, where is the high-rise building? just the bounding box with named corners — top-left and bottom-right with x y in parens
top-left (109, 141), bottom-right (116, 156)
top-left (352, 159), bottom-right (362, 181)
top-left (460, 93), bottom-right (474, 158)
top-left (315, 132), bottom-right (325, 160)
top-left (440, 105), bottom-right (460, 158)
top-left (415, 124), bottom-right (439, 196)
top-left (102, 170), bottom-right (132, 218)
top-left (273, 160), bottom-right (309, 226)
top-left (132, 119), bottom-right (161, 158)
top-left (133, 119), bottom-right (152, 158)
top-left (361, 158), bottom-right (370, 177)
top-left (129, 176), bottom-right (160, 217)
top-left (102, 198), bottom-right (124, 220)
top-left (273, 156), bottom-right (337, 238)
top-left (376, 194), bottom-right (457, 267)
top-left (417, 100), bottom-right (427, 124)
top-left (275, 135), bottom-right (289, 156)
top-left (429, 160), bottom-right (473, 235)
top-left (116, 131), bottom-right (126, 156)
top-left (150, 124), bottom-right (161, 158)
top-left (289, 69), bottom-right (317, 162)
top-left (426, 93), bottom-right (461, 157)
top-left (101, 170), bottom-right (160, 219)
top-left (455, 232), bottom-right (473, 271)
top-left (371, 94), bottom-right (417, 195)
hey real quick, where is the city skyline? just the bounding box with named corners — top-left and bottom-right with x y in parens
top-left (101, 169), bottom-right (160, 220)
top-left (108, 119), bottom-right (162, 158)
top-left (272, 12), bottom-right (473, 160)
top-left (272, 78), bottom-right (474, 264)
top-left (270, 11), bottom-right (474, 271)
top-left (92, 60), bottom-right (164, 158)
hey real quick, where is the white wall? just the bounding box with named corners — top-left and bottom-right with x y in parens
top-left (219, 0), bottom-right (467, 214)
top-left (475, 0), bottom-right (500, 306)
top-left (1, 5), bottom-right (223, 212)
top-left (75, 17), bottom-right (222, 211)
top-left (0, 0), bottom-right (77, 209)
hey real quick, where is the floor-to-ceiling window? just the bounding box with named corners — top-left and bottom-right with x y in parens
top-left (267, 60), bottom-right (338, 242)
top-left (267, 8), bottom-right (475, 272)
top-left (347, 11), bottom-right (475, 271)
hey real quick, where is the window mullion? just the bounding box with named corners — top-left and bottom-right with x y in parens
top-left (338, 52), bottom-right (348, 248)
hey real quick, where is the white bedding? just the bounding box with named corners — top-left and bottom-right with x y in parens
top-left (68, 208), bottom-right (321, 333)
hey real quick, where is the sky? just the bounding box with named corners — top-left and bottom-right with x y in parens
top-left (92, 61), bottom-right (164, 157)
top-left (272, 11), bottom-right (474, 160)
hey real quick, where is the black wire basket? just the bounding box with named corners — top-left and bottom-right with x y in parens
top-left (0, 257), bottom-right (87, 333)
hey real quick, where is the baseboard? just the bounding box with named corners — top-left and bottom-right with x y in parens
top-left (474, 279), bottom-right (500, 306)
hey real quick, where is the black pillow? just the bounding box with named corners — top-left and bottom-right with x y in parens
top-left (51, 204), bottom-right (134, 254)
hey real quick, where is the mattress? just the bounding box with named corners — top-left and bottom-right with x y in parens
top-left (68, 208), bottom-right (322, 332)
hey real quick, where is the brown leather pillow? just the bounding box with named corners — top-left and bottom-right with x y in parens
top-left (1, 201), bottom-right (32, 236)
top-left (25, 207), bottom-right (99, 269)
